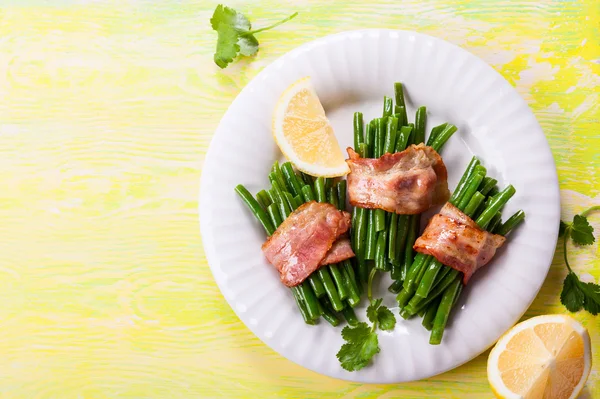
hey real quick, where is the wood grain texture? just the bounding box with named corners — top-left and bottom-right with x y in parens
top-left (0, 0), bottom-right (597, 397)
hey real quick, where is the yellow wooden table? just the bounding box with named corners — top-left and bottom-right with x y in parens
top-left (0, 1), bottom-right (598, 398)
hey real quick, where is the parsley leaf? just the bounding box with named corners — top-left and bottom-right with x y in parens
top-left (365, 298), bottom-right (396, 331)
top-left (377, 306), bottom-right (396, 331)
top-left (210, 5), bottom-right (298, 68)
top-left (560, 206), bottom-right (600, 316)
top-left (570, 214), bottom-right (595, 246)
top-left (580, 281), bottom-right (600, 315)
top-left (337, 322), bottom-right (380, 371)
top-left (561, 273), bottom-right (585, 312)
top-left (213, 24), bottom-right (240, 69)
top-left (366, 298), bottom-right (382, 324)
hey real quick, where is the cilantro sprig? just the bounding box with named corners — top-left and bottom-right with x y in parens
top-left (210, 5), bottom-right (298, 68)
top-left (337, 268), bottom-right (396, 371)
top-left (559, 205), bottom-right (600, 315)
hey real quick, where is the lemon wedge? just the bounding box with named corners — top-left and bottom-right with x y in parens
top-left (272, 77), bottom-right (349, 177)
top-left (488, 314), bottom-right (591, 399)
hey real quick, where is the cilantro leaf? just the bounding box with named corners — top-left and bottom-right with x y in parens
top-left (337, 322), bottom-right (380, 371)
top-left (580, 281), bottom-right (600, 315)
top-left (559, 220), bottom-right (568, 237)
top-left (561, 273), bottom-right (585, 312)
top-left (376, 306), bottom-right (396, 331)
top-left (210, 5), bottom-right (297, 68)
top-left (213, 24), bottom-right (240, 69)
top-left (238, 34), bottom-right (259, 56)
top-left (366, 298), bottom-right (382, 324)
top-left (570, 214), bottom-right (595, 246)
top-left (210, 4), bottom-right (251, 31)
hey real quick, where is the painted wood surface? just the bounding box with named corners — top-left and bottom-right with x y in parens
top-left (0, 0), bottom-right (598, 397)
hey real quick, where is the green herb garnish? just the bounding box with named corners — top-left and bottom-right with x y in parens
top-left (559, 206), bottom-right (600, 315)
top-left (337, 268), bottom-right (396, 371)
top-left (210, 5), bottom-right (298, 68)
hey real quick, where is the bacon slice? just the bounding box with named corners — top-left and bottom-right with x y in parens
top-left (346, 144), bottom-right (450, 214)
top-left (320, 237), bottom-right (354, 266)
top-left (262, 201), bottom-right (352, 287)
top-left (413, 203), bottom-right (506, 284)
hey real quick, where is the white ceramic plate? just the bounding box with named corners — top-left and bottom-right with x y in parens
top-left (200, 29), bottom-right (560, 383)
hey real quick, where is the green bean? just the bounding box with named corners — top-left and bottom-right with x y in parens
top-left (328, 187), bottom-right (339, 209)
top-left (301, 185), bottom-right (316, 203)
top-left (430, 278), bottom-right (462, 345)
top-left (337, 180), bottom-right (347, 211)
top-left (324, 178), bottom-right (333, 191)
top-left (415, 259), bottom-right (443, 299)
top-left (496, 210), bottom-right (525, 236)
top-left (267, 203), bottom-right (283, 228)
top-left (456, 173), bottom-right (485, 210)
top-left (383, 96), bottom-right (393, 118)
top-left (397, 286), bottom-right (416, 309)
top-left (235, 184), bottom-right (276, 235)
top-left (318, 300), bottom-right (340, 327)
top-left (298, 282), bottom-right (321, 321)
top-left (394, 82), bottom-right (406, 107)
top-left (281, 162), bottom-right (303, 197)
top-left (479, 177), bottom-right (498, 197)
top-left (388, 279), bottom-right (404, 294)
top-left (300, 172), bottom-right (313, 186)
top-left (329, 264), bottom-right (349, 301)
top-left (422, 297), bottom-right (441, 331)
top-left (342, 260), bottom-right (361, 306)
top-left (357, 142), bottom-right (369, 158)
top-left (314, 177), bottom-right (327, 203)
top-left (426, 123), bottom-right (448, 147)
top-left (373, 119), bottom-right (382, 158)
top-left (432, 265), bottom-right (452, 289)
top-left (396, 215), bottom-right (410, 279)
top-left (365, 210), bottom-right (376, 260)
top-left (342, 305), bottom-right (359, 327)
top-left (406, 270), bottom-right (460, 317)
top-left (476, 185), bottom-right (516, 229)
top-left (488, 212), bottom-right (503, 234)
top-left (291, 287), bottom-right (315, 324)
top-left (377, 118), bottom-right (386, 156)
top-left (395, 125), bottom-right (413, 152)
top-left (374, 209), bottom-right (386, 232)
top-left (404, 253), bottom-right (429, 291)
top-left (488, 186), bottom-right (500, 198)
top-left (384, 116), bottom-right (399, 154)
top-left (270, 180), bottom-right (292, 218)
top-left (256, 189), bottom-right (272, 210)
top-left (271, 161), bottom-right (288, 193)
top-left (449, 156), bottom-right (480, 204)
top-left (357, 258), bottom-right (369, 284)
top-left (414, 106), bottom-right (427, 144)
top-left (402, 215), bottom-right (419, 286)
top-left (394, 107), bottom-right (407, 127)
top-left (365, 121), bottom-right (376, 158)
top-left (388, 213), bottom-right (399, 262)
top-left (354, 207), bottom-right (368, 261)
top-left (353, 111), bottom-right (364, 149)
top-left (374, 230), bottom-right (388, 271)
top-left (464, 192), bottom-right (485, 218)
top-left (317, 268), bottom-right (344, 311)
top-left (413, 257), bottom-right (429, 287)
top-left (309, 274), bottom-right (326, 298)
top-left (430, 124), bottom-right (457, 152)
top-left (283, 191), bottom-right (297, 211)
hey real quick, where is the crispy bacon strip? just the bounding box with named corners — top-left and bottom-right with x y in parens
top-left (346, 144), bottom-right (450, 214)
top-left (414, 203), bottom-right (506, 284)
top-left (320, 237), bottom-right (354, 266)
top-left (262, 201), bottom-right (352, 287)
